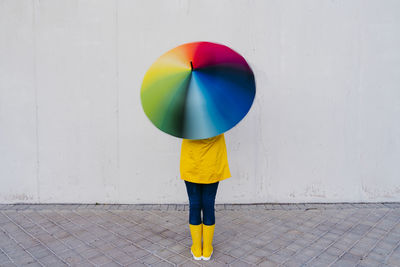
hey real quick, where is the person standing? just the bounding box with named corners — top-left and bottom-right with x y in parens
top-left (180, 133), bottom-right (231, 261)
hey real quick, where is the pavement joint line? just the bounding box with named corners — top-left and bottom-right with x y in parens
top-left (105, 209), bottom-right (188, 255)
top-left (109, 209), bottom-right (211, 266)
top-left (228, 210), bottom-right (328, 264)
top-left (349, 208), bottom-right (399, 266)
top-left (17, 209), bottom-right (82, 266)
top-left (384, 231), bottom-right (400, 265)
top-left (1, 204), bottom-right (399, 266)
top-left (214, 212), bottom-right (282, 265)
top-left (111, 209), bottom-right (184, 240)
top-left (279, 207), bottom-right (378, 266)
top-left (376, 214), bottom-right (400, 265)
top-left (277, 209), bottom-right (352, 266)
top-left (65, 209), bottom-right (150, 266)
top-left (23, 210), bottom-right (86, 255)
top-left (223, 209), bottom-right (320, 266)
top-left (299, 208), bottom-right (372, 266)
top-left (0, 246), bottom-right (15, 266)
top-left (310, 207), bottom-right (392, 267)
top-left (3, 210), bottom-right (71, 265)
top-left (50, 209), bottom-right (121, 266)
top-left (107, 210), bottom-right (181, 266)
top-left (0, 210), bottom-right (54, 267)
top-left (98, 215), bottom-right (164, 266)
top-left (216, 209), bottom-right (274, 236)
top-left (357, 209), bottom-right (400, 266)
top-left (0, 224), bottom-right (23, 266)
top-left (69, 209), bottom-right (174, 266)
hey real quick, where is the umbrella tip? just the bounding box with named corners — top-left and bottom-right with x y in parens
top-left (190, 61), bottom-right (193, 71)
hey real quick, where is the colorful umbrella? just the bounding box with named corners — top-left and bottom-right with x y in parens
top-left (140, 41), bottom-right (256, 139)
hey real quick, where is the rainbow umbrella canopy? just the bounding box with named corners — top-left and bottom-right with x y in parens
top-left (140, 41), bottom-right (256, 139)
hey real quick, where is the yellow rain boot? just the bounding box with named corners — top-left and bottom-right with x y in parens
top-left (189, 223), bottom-right (202, 260)
top-left (202, 224), bottom-right (215, 260)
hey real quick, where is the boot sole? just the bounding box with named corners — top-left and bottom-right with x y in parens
top-left (202, 250), bottom-right (213, 261)
top-left (191, 249), bottom-right (202, 261)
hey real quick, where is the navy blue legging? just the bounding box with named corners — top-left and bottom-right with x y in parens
top-left (184, 180), bottom-right (219, 226)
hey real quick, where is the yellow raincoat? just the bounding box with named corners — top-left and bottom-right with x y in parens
top-left (180, 134), bottom-right (231, 184)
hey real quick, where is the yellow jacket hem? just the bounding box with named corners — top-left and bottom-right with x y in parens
top-left (180, 176), bottom-right (231, 184)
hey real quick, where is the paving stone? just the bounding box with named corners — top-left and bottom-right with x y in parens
top-left (126, 260), bottom-right (147, 266)
top-left (39, 254), bottom-right (65, 265)
top-left (58, 249), bottom-right (86, 265)
top-left (99, 261), bottom-right (121, 267)
top-left (6, 247), bottom-right (30, 260)
top-left (45, 240), bottom-right (70, 254)
top-left (349, 246), bottom-right (368, 257)
top-left (357, 257), bottom-right (382, 267)
top-left (285, 254), bottom-right (312, 265)
top-left (111, 238), bottom-right (131, 248)
top-left (386, 254), bottom-right (400, 266)
top-left (215, 253), bottom-right (237, 264)
top-left (168, 242), bottom-right (187, 254)
top-left (230, 259), bottom-right (254, 266)
top-left (282, 258), bottom-right (303, 267)
top-left (258, 258), bottom-right (280, 266)
top-left (79, 247), bottom-right (103, 259)
top-left (138, 253), bottom-right (162, 264)
top-left (0, 203), bottom-right (397, 266)
top-left (106, 249), bottom-right (134, 264)
top-left (305, 259), bottom-right (334, 267)
top-left (88, 254), bottom-right (113, 265)
top-left (152, 260), bottom-right (175, 267)
top-left (177, 260), bottom-right (202, 266)
top-left (10, 255), bottom-right (37, 265)
top-left (268, 252), bottom-right (290, 264)
top-left (340, 252), bottom-right (363, 263)
top-left (228, 247), bottom-right (248, 258)
top-left (312, 252), bottom-right (338, 264)
top-left (240, 252), bottom-right (264, 265)
top-left (26, 244), bottom-right (53, 259)
top-left (330, 258), bottom-right (358, 267)
top-left (201, 259), bottom-right (228, 266)
top-left (166, 253), bottom-right (187, 265)
top-left (153, 248), bottom-right (176, 259)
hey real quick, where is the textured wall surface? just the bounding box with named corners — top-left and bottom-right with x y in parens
top-left (1, 0), bottom-right (399, 204)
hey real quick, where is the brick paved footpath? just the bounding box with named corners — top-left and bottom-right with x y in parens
top-left (0, 203), bottom-right (400, 267)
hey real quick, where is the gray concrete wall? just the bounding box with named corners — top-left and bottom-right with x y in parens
top-left (1, 0), bottom-right (399, 204)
